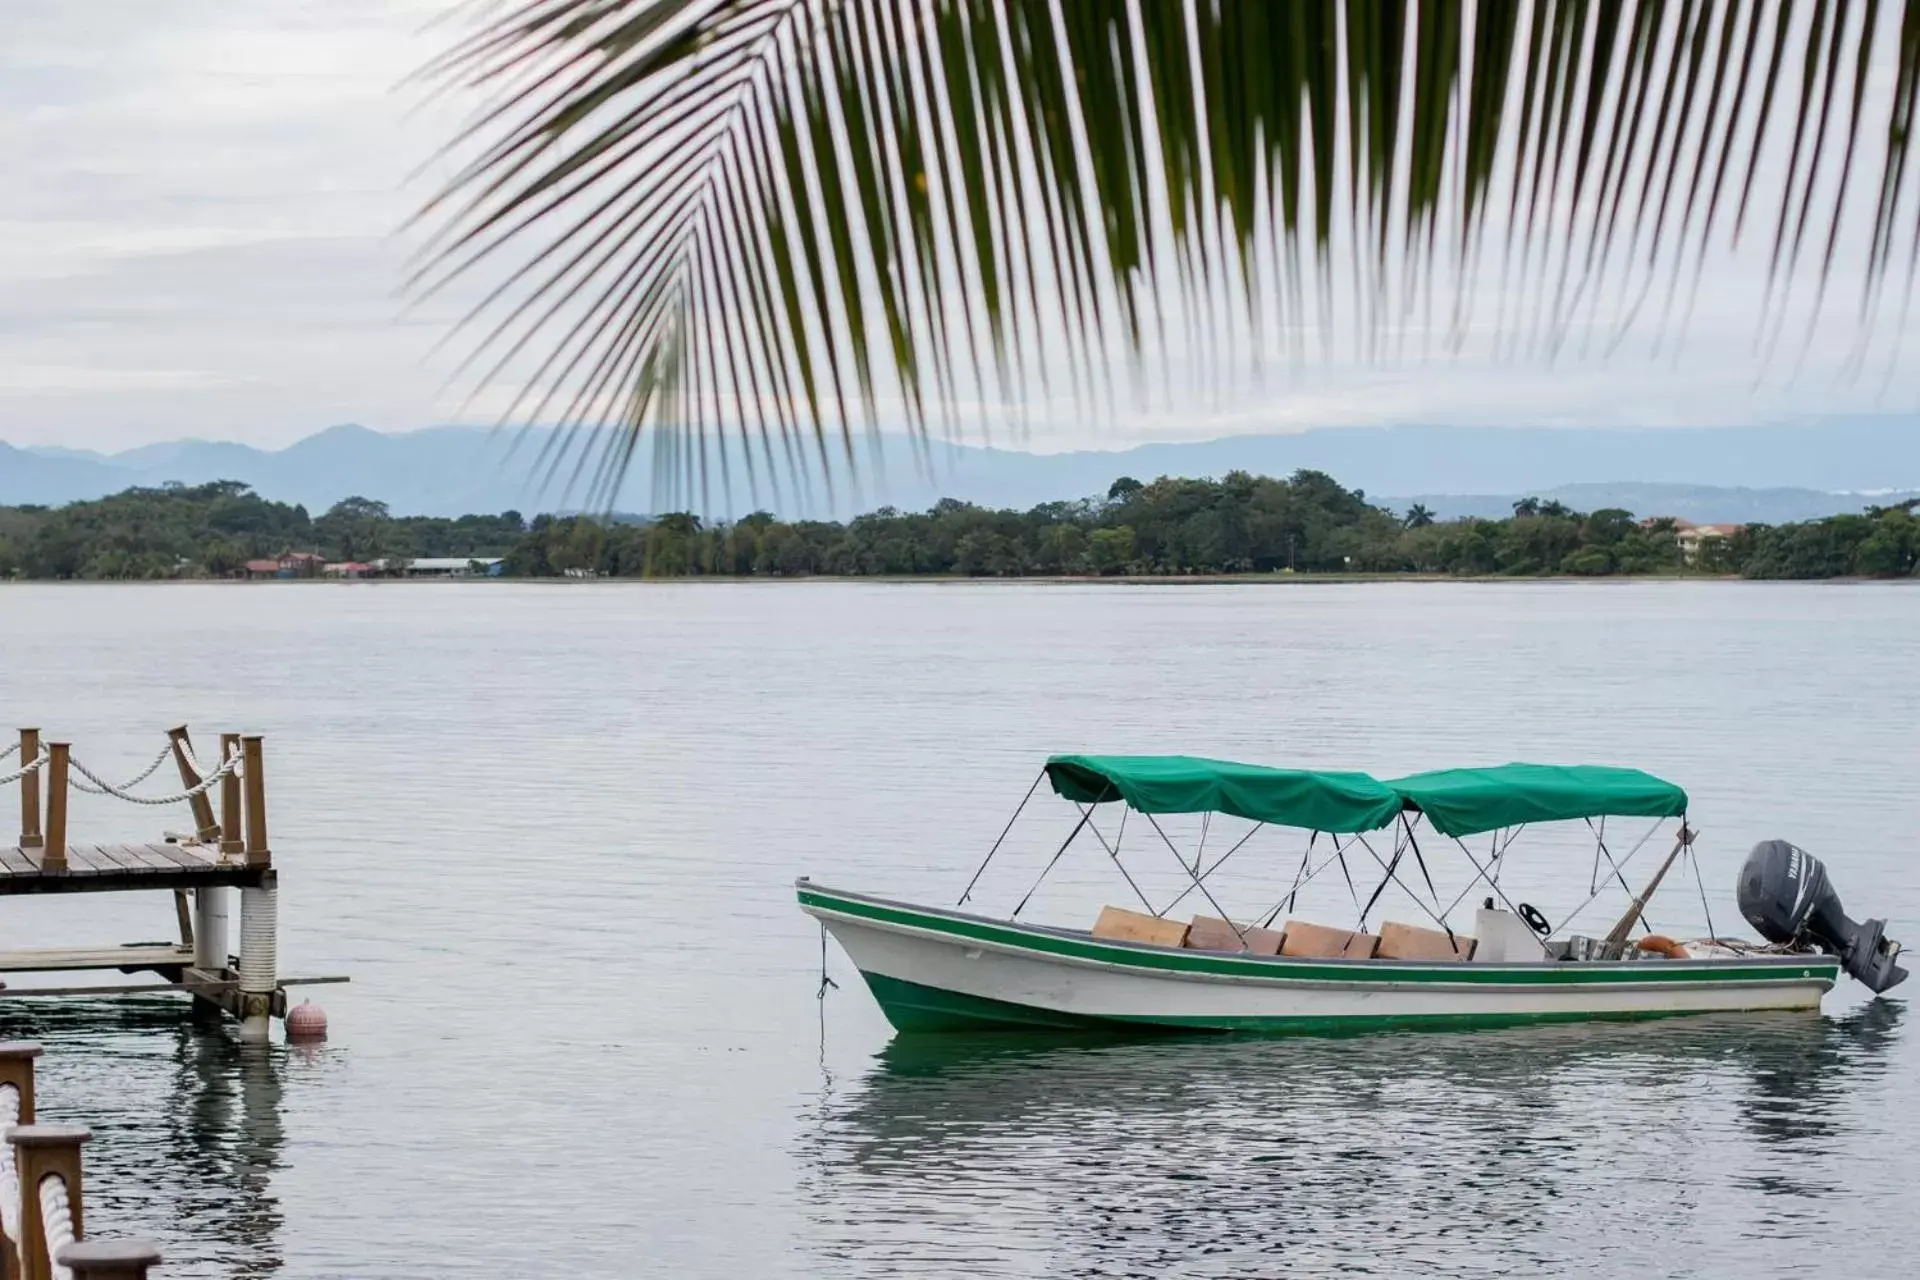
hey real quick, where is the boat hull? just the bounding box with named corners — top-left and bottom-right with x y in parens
top-left (798, 883), bottom-right (1840, 1035)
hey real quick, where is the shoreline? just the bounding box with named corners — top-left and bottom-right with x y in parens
top-left (5, 572), bottom-right (1913, 587)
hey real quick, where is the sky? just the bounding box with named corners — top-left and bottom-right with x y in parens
top-left (3, 1), bottom-right (1917, 456)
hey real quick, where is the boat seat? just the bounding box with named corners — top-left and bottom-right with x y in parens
top-left (1091, 905), bottom-right (1190, 949)
top-left (1377, 920), bottom-right (1476, 962)
top-left (1185, 915), bottom-right (1284, 955)
top-left (1279, 920), bottom-right (1379, 959)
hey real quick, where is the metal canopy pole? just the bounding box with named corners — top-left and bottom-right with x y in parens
top-left (1140, 813), bottom-right (1246, 944)
top-left (1348, 830), bottom-right (1465, 941)
top-left (1548, 818), bottom-right (1667, 937)
top-left (1079, 806), bottom-right (1155, 914)
top-left (1157, 822), bottom-right (1266, 918)
top-left (1011, 807), bottom-right (1096, 918)
top-left (957, 770), bottom-right (1046, 906)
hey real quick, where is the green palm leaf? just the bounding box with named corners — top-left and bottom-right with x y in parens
top-left (416, 0), bottom-right (1920, 508)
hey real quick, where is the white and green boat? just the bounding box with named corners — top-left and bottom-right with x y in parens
top-left (799, 756), bottom-right (1904, 1036)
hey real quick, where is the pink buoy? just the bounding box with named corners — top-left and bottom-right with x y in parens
top-left (284, 999), bottom-right (328, 1043)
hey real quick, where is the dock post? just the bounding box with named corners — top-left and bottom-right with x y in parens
top-left (9, 1124), bottom-right (89, 1280)
top-left (41, 745), bottom-right (69, 873)
top-left (236, 872), bottom-right (278, 1044)
top-left (166, 726), bottom-right (220, 844)
top-left (235, 736), bottom-right (276, 1042)
top-left (240, 736), bottom-right (269, 869)
top-left (0, 1041), bottom-right (44, 1272)
top-left (0, 1041), bottom-right (42, 1125)
top-left (218, 733), bottom-right (244, 857)
top-left (17, 728), bottom-right (41, 849)
top-left (56, 1241), bottom-right (162, 1280)
top-left (192, 887), bottom-right (229, 973)
top-left (189, 733), bottom-right (247, 974)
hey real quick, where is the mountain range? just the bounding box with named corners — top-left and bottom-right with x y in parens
top-left (3, 418), bottom-right (1917, 524)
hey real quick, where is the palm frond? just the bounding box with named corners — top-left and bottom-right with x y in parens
top-left (417, 0), bottom-right (1920, 509)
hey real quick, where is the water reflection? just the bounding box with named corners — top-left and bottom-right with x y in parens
top-left (802, 1008), bottom-right (1904, 1277)
top-left (0, 999), bottom-right (290, 1277)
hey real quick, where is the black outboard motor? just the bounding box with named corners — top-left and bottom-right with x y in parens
top-left (1738, 840), bottom-right (1907, 994)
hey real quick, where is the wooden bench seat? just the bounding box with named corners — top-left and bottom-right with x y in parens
top-left (1090, 905), bottom-right (1190, 949)
top-left (1377, 920), bottom-right (1475, 961)
top-left (1279, 920), bottom-right (1379, 959)
top-left (1185, 915), bottom-right (1284, 955)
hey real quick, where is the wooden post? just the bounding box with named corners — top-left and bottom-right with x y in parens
top-left (57, 1241), bottom-right (161, 1280)
top-left (166, 726), bottom-right (220, 843)
top-left (41, 745), bottom-right (69, 873)
top-left (0, 1041), bottom-right (44, 1125)
top-left (9, 1124), bottom-right (89, 1280)
top-left (218, 733), bottom-right (244, 856)
top-left (241, 736), bottom-right (269, 869)
top-left (0, 1043), bottom-right (42, 1280)
top-left (17, 728), bottom-right (41, 848)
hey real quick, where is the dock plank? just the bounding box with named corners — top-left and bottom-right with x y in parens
top-left (0, 847), bottom-right (35, 876)
top-left (146, 842), bottom-right (213, 871)
top-left (86, 844), bottom-right (140, 873)
top-left (59, 846), bottom-right (107, 876)
top-left (0, 943), bottom-right (194, 974)
top-left (125, 844), bottom-right (183, 875)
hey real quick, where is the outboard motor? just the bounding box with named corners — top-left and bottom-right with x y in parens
top-left (1738, 840), bottom-right (1907, 994)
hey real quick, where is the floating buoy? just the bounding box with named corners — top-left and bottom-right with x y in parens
top-left (284, 999), bottom-right (328, 1043)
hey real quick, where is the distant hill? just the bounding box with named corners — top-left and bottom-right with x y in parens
top-left (1389, 482), bottom-right (1920, 524)
top-left (3, 418), bottom-right (1916, 521)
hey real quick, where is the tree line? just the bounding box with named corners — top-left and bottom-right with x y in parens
top-left (2, 475), bottom-right (1916, 582)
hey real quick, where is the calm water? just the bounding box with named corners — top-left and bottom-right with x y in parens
top-left (0, 581), bottom-right (1914, 1278)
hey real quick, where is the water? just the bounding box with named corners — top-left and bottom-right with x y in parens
top-left (0, 580), bottom-right (1914, 1278)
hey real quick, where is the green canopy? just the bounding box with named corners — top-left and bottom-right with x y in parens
top-left (1385, 763), bottom-right (1688, 838)
top-left (1044, 754), bottom-right (1404, 834)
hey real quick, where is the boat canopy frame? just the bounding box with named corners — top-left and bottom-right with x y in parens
top-left (958, 754), bottom-right (1705, 952)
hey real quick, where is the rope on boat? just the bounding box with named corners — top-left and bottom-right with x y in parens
top-left (70, 741), bottom-right (239, 805)
top-left (37, 1175), bottom-right (74, 1280)
top-left (0, 1084), bottom-right (21, 1272)
top-left (0, 750), bottom-right (48, 787)
top-left (1686, 840), bottom-right (1719, 939)
top-left (816, 923), bottom-right (838, 1000)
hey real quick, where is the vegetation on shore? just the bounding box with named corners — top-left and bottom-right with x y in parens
top-left (2, 474), bottom-right (1916, 582)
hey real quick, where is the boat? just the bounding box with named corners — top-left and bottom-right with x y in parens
top-left (798, 755), bottom-right (1906, 1035)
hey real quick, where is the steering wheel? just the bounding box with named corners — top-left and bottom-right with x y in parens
top-left (1517, 902), bottom-right (1552, 936)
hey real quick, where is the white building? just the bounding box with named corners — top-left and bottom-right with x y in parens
top-left (385, 557), bottom-right (505, 578)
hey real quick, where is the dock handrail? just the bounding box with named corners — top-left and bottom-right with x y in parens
top-left (0, 1044), bottom-right (163, 1279)
top-left (13, 727), bottom-right (269, 872)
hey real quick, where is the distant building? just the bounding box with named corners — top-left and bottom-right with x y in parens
top-left (393, 557), bottom-right (506, 578)
top-left (323, 561), bottom-right (373, 579)
top-left (1658, 518), bottom-right (1744, 563)
top-left (242, 559), bottom-right (282, 580)
top-left (279, 551), bottom-right (324, 578)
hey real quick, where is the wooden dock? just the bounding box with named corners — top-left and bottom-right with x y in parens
top-left (1, 725), bottom-right (345, 1038)
top-left (0, 841), bottom-right (269, 895)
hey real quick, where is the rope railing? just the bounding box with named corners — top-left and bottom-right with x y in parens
top-left (68, 746), bottom-right (239, 807)
top-left (65, 746), bottom-right (172, 799)
top-left (0, 1081), bottom-right (22, 1270)
top-left (3, 1043), bottom-right (163, 1279)
top-left (1, 750), bottom-right (50, 788)
top-left (0, 739), bottom-right (17, 762)
top-left (38, 1175), bottom-right (75, 1280)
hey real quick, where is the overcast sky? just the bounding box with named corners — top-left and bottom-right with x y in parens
top-left (4, 1), bottom-right (1916, 455)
